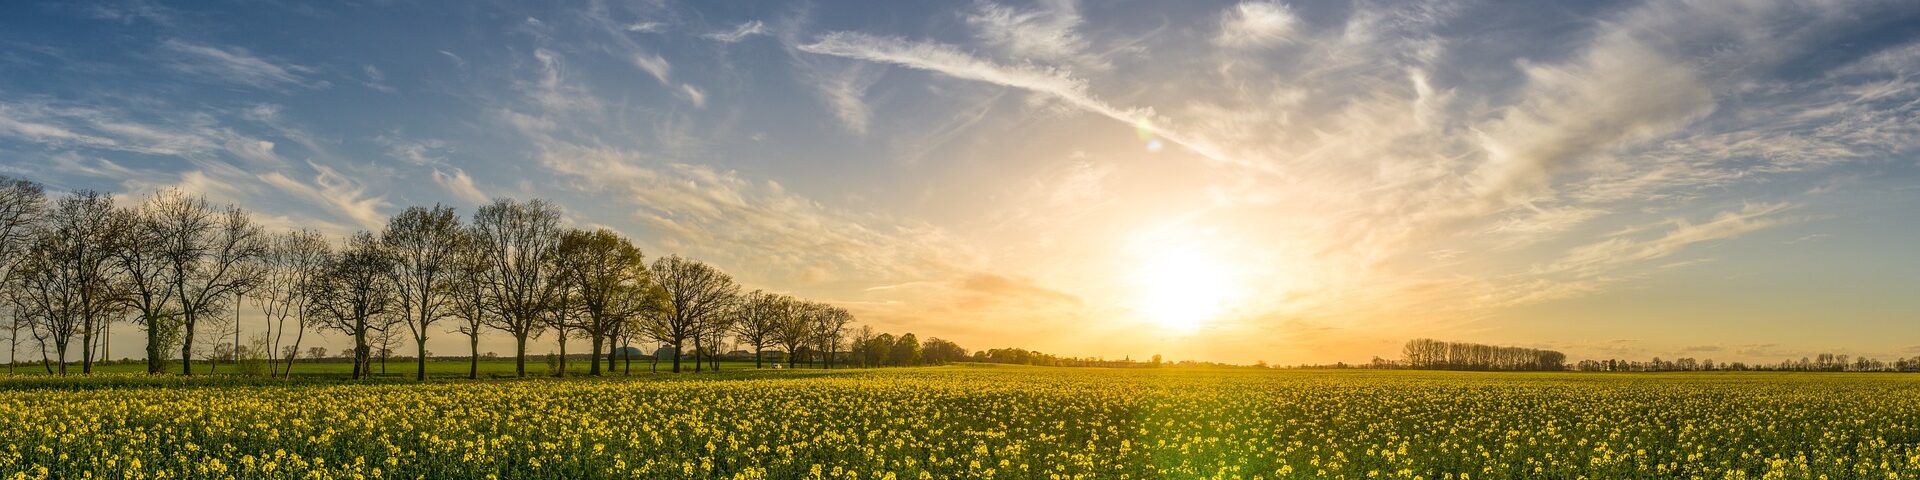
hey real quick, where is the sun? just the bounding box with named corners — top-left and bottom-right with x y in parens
top-left (1130, 247), bottom-right (1241, 333)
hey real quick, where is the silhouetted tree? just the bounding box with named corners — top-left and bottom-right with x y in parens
top-left (471, 198), bottom-right (562, 377)
top-left (1401, 338), bottom-right (1565, 371)
top-left (306, 232), bottom-right (396, 379)
top-left (555, 228), bottom-right (659, 376)
top-left (153, 191), bottom-right (265, 375)
top-left (811, 305), bottom-right (852, 369)
top-left (732, 291), bottom-right (785, 368)
top-left (920, 337), bottom-right (967, 365)
top-left (448, 229), bottom-right (491, 379)
top-left (644, 255), bottom-right (738, 373)
top-left (891, 333), bottom-right (922, 366)
top-left (0, 177), bottom-right (46, 374)
top-left (107, 196), bottom-right (180, 375)
top-left (383, 205), bottom-right (464, 381)
top-left (251, 229), bottom-right (328, 377)
top-left (17, 191), bottom-right (122, 375)
top-left (772, 295), bottom-right (811, 369)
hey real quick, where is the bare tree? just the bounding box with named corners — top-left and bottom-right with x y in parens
top-left (108, 198), bottom-right (181, 374)
top-left (153, 192), bottom-right (266, 375)
top-left (471, 198), bottom-right (562, 377)
top-left (772, 295), bottom-right (811, 369)
top-left (731, 290), bottom-right (782, 368)
top-left (554, 228), bottom-right (658, 376)
top-left (545, 283), bottom-right (576, 377)
top-left (0, 177), bottom-right (46, 374)
top-left (644, 255), bottom-right (739, 373)
top-left (12, 191), bottom-right (120, 375)
top-left (373, 314), bottom-right (404, 376)
top-left (382, 205), bottom-right (463, 381)
top-left (252, 229), bottom-right (328, 377)
top-left (702, 302), bottom-right (739, 372)
top-left (448, 230), bottom-right (491, 379)
top-left (812, 305), bottom-right (853, 370)
top-left (306, 232), bottom-right (396, 379)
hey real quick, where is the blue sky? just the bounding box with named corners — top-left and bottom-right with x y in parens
top-left (2, 0), bottom-right (1919, 364)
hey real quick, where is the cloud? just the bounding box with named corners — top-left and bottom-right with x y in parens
top-left (796, 60), bottom-right (881, 134)
top-left (83, 0), bottom-right (177, 26)
top-left (964, 0), bottom-right (1106, 69)
top-left (158, 39), bottom-right (328, 90)
top-left (701, 20), bottom-right (766, 43)
top-left (1214, 2), bottom-right (1298, 49)
top-left (536, 142), bottom-right (985, 284)
top-left (360, 64), bottom-right (397, 93)
top-left (797, 31), bottom-right (1247, 171)
top-left (437, 50), bottom-right (467, 69)
top-left (256, 160), bottom-right (389, 230)
top-left (377, 135), bottom-right (447, 166)
top-left (1472, 28), bottom-right (1715, 204)
top-left (629, 52), bottom-right (672, 85)
top-left (678, 84), bottom-right (708, 108)
top-left (1565, 203), bottom-right (1789, 272)
top-left (0, 103), bottom-right (112, 147)
top-left (431, 167), bottom-right (489, 206)
top-left (528, 48), bottom-right (601, 112)
top-left (625, 21), bottom-right (667, 33)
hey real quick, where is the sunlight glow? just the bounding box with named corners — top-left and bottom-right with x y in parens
top-left (1131, 247), bottom-right (1241, 333)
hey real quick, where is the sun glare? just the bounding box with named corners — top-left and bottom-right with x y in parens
top-left (1131, 248), bottom-right (1240, 333)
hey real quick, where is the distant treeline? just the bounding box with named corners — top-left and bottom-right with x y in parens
top-left (1574, 353), bottom-right (1920, 372)
top-left (1397, 338), bottom-right (1568, 371)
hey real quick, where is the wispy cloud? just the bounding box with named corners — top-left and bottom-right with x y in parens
top-left (1214, 2), bottom-right (1298, 49)
top-left (629, 51), bottom-right (672, 85)
top-left (964, 0), bottom-right (1106, 69)
top-left (701, 20), bottom-right (766, 43)
top-left (431, 167), bottom-right (489, 206)
top-left (624, 21), bottom-right (667, 33)
top-left (256, 160), bottom-right (389, 230)
top-left (158, 39), bottom-right (328, 91)
top-left (797, 32), bottom-right (1247, 171)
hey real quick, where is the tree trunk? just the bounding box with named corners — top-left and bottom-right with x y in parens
top-left (232, 297), bottom-right (242, 373)
top-left (55, 343), bottom-right (68, 376)
top-left (670, 338), bottom-right (682, 373)
top-left (755, 347), bottom-right (763, 369)
top-left (81, 329), bottom-right (93, 375)
top-left (604, 338), bottom-right (616, 373)
top-left (283, 327), bottom-right (306, 379)
top-left (589, 334), bottom-right (603, 376)
top-left (416, 338), bottom-right (429, 381)
top-left (352, 330), bottom-right (368, 380)
top-left (468, 334), bottom-right (480, 379)
top-left (180, 311), bottom-right (196, 375)
top-left (514, 334), bottom-right (527, 377)
top-left (555, 329), bottom-right (567, 377)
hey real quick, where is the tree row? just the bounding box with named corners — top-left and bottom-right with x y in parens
top-left (0, 176), bottom-right (868, 379)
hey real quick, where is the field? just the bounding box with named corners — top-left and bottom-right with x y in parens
top-left (6, 366), bottom-right (1920, 479)
top-left (3, 358), bottom-right (779, 379)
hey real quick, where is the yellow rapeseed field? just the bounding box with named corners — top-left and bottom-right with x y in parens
top-left (5, 366), bottom-right (1920, 479)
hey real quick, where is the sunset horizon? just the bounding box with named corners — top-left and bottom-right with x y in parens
top-left (3, 1), bottom-right (1918, 368)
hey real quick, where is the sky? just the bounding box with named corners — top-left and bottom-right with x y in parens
top-left (1, 0), bottom-right (1918, 365)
